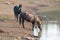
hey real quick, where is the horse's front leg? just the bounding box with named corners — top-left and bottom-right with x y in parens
top-left (19, 16), bottom-right (21, 24)
top-left (32, 22), bottom-right (35, 31)
top-left (22, 18), bottom-right (25, 28)
top-left (37, 23), bottom-right (42, 38)
top-left (37, 23), bottom-right (42, 31)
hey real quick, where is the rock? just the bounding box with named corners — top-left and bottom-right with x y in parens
top-left (5, 2), bottom-right (11, 5)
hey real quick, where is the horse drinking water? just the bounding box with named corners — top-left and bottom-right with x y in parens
top-left (18, 5), bottom-right (42, 32)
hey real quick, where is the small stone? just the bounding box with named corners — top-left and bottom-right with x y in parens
top-left (5, 2), bottom-right (11, 5)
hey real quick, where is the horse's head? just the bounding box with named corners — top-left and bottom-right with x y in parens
top-left (38, 16), bottom-right (46, 21)
top-left (19, 4), bottom-right (22, 8)
top-left (18, 4), bottom-right (22, 14)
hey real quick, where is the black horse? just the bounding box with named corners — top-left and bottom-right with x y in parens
top-left (13, 5), bottom-right (22, 22)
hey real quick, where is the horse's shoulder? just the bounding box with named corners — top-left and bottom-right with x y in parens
top-left (34, 15), bottom-right (40, 21)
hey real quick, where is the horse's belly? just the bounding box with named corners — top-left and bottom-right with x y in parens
top-left (25, 17), bottom-right (31, 22)
top-left (25, 19), bottom-right (30, 22)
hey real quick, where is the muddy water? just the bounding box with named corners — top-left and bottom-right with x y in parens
top-left (39, 21), bottom-right (60, 40)
top-left (34, 10), bottom-right (60, 40)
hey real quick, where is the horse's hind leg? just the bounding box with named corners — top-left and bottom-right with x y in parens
top-left (22, 18), bottom-right (25, 28)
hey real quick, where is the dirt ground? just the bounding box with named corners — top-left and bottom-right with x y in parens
top-left (0, 20), bottom-right (35, 40)
top-left (0, 0), bottom-right (60, 40)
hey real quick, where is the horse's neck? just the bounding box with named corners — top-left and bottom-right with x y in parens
top-left (19, 9), bottom-right (22, 13)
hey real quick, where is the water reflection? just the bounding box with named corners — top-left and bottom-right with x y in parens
top-left (34, 20), bottom-right (60, 40)
top-left (34, 26), bottom-right (40, 36)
